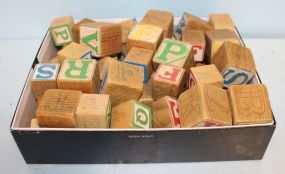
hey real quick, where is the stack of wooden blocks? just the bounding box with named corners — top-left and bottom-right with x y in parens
top-left (30, 10), bottom-right (273, 129)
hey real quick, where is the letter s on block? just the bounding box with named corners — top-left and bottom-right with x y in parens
top-left (223, 68), bottom-right (249, 87)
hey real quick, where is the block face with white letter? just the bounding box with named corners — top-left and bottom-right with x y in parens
top-left (152, 96), bottom-right (180, 128)
top-left (212, 42), bottom-right (256, 88)
top-left (228, 84), bottom-right (273, 125)
top-left (50, 16), bottom-right (74, 46)
top-left (178, 84), bottom-right (232, 128)
top-left (153, 64), bottom-right (186, 100)
top-left (127, 24), bottom-right (163, 51)
top-left (111, 100), bottom-right (152, 128)
top-left (80, 22), bottom-right (122, 57)
top-left (57, 59), bottom-right (100, 93)
top-left (182, 30), bottom-right (206, 62)
top-left (152, 38), bottom-right (194, 70)
top-left (31, 63), bottom-right (60, 100)
top-left (75, 94), bottom-right (111, 128)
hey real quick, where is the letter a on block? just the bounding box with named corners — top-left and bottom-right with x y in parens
top-left (80, 25), bottom-right (100, 57)
top-left (132, 101), bottom-right (152, 128)
top-left (153, 38), bottom-right (193, 70)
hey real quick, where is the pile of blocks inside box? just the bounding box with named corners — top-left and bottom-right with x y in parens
top-left (30, 10), bottom-right (273, 129)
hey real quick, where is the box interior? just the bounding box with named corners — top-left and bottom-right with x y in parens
top-left (10, 18), bottom-right (275, 131)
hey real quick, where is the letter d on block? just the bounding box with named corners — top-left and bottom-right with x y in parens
top-left (65, 60), bottom-right (91, 79)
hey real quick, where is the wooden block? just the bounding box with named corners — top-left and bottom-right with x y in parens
top-left (111, 100), bottom-right (152, 128)
top-left (152, 96), bottom-right (180, 128)
top-left (212, 42), bottom-right (256, 88)
top-left (178, 84), bottom-right (232, 127)
top-left (194, 62), bottom-right (205, 67)
top-left (49, 55), bottom-right (64, 64)
top-left (31, 63), bottom-right (60, 100)
top-left (124, 47), bottom-right (154, 83)
top-left (152, 38), bottom-right (194, 70)
top-left (127, 24), bottom-right (163, 51)
top-left (97, 56), bottom-right (111, 81)
top-left (50, 16), bottom-right (74, 46)
top-left (30, 118), bottom-right (39, 128)
top-left (140, 9), bottom-right (174, 38)
top-left (175, 12), bottom-right (213, 40)
top-left (119, 43), bottom-right (128, 61)
top-left (118, 19), bottom-right (136, 43)
top-left (188, 64), bottom-right (224, 89)
top-left (139, 79), bottom-right (154, 107)
top-left (153, 64), bottom-right (186, 100)
top-left (228, 84), bottom-right (273, 125)
top-left (75, 94), bottom-right (111, 128)
top-left (205, 29), bottom-right (240, 62)
top-left (57, 42), bottom-right (92, 62)
top-left (36, 89), bottom-right (82, 128)
top-left (182, 30), bottom-right (206, 62)
top-left (72, 18), bottom-right (95, 43)
top-left (209, 13), bottom-right (235, 31)
top-left (80, 22), bottom-right (122, 57)
top-left (100, 59), bottom-right (144, 106)
top-left (57, 59), bottom-right (100, 93)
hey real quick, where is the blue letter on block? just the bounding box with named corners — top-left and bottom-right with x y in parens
top-left (35, 64), bottom-right (57, 79)
top-left (223, 69), bottom-right (249, 87)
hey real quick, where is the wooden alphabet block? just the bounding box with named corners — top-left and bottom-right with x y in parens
top-left (30, 118), bottom-right (39, 128)
top-left (75, 94), bottom-right (111, 128)
top-left (140, 9), bottom-right (174, 38)
top-left (188, 64), bottom-right (224, 89)
top-left (194, 62), bottom-right (205, 67)
top-left (57, 59), bottom-right (100, 93)
top-left (36, 89), bottom-right (82, 128)
top-left (178, 84), bottom-right (232, 127)
top-left (212, 42), bottom-right (256, 88)
top-left (209, 13), bottom-right (235, 31)
top-left (124, 47), bottom-right (154, 83)
top-left (57, 42), bottom-right (92, 62)
top-left (80, 22), bottom-right (122, 57)
top-left (175, 12), bottom-right (213, 40)
top-left (127, 24), bottom-right (163, 51)
top-left (50, 16), bottom-right (74, 46)
top-left (205, 29), bottom-right (240, 62)
top-left (111, 100), bottom-right (152, 128)
top-left (100, 59), bottom-right (144, 106)
top-left (152, 38), bottom-right (194, 70)
top-left (139, 79), bottom-right (154, 107)
top-left (228, 84), bottom-right (273, 125)
top-left (153, 64), bottom-right (186, 100)
top-left (31, 63), bottom-right (60, 100)
top-left (118, 19), bottom-right (136, 43)
top-left (182, 30), bottom-right (206, 62)
top-left (49, 55), bottom-right (64, 64)
top-left (152, 96), bottom-right (180, 128)
top-left (97, 56), bottom-right (111, 81)
top-left (72, 18), bottom-right (95, 43)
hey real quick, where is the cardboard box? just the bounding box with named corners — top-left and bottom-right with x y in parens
top-left (10, 18), bottom-right (276, 164)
